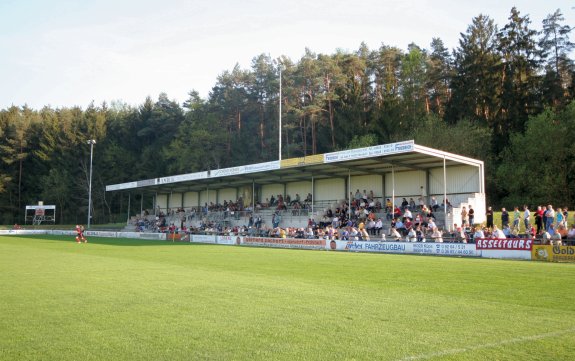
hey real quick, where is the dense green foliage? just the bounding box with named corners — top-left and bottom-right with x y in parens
top-left (1, 235), bottom-right (574, 360)
top-left (1, 7), bottom-right (574, 224)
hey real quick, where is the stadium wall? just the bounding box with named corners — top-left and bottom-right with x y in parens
top-left (4, 230), bottom-right (566, 262)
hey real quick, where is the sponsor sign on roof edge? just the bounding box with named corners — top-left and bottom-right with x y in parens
top-left (158, 171), bottom-right (208, 184)
top-left (324, 140), bottom-right (414, 163)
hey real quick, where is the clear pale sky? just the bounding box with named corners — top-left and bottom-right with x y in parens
top-left (0, 0), bottom-right (573, 109)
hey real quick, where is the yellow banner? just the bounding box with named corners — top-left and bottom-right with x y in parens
top-left (280, 154), bottom-right (324, 168)
top-left (532, 245), bottom-right (575, 262)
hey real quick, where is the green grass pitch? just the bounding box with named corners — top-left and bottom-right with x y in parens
top-left (1, 235), bottom-right (574, 360)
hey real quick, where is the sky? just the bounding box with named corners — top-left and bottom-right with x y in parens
top-left (0, 0), bottom-right (573, 109)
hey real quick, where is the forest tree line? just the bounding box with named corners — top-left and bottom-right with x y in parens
top-left (1, 7), bottom-right (574, 224)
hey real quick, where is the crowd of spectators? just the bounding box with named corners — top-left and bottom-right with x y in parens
top-left (131, 195), bottom-right (575, 246)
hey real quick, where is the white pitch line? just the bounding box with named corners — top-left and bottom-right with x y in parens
top-left (399, 327), bottom-right (575, 361)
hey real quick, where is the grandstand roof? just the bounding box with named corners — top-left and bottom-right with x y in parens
top-left (105, 140), bottom-right (484, 194)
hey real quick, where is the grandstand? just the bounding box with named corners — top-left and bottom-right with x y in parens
top-left (106, 140), bottom-right (485, 234)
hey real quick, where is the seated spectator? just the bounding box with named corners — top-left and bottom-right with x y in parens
top-left (493, 225), bottom-right (506, 239)
top-left (502, 225), bottom-right (513, 238)
top-left (360, 228), bottom-right (370, 241)
top-left (385, 198), bottom-right (393, 213)
top-left (567, 224), bottom-right (575, 239)
top-left (403, 208), bottom-right (413, 220)
top-left (395, 218), bottom-right (405, 234)
top-left (401, 198), bottom-right (409, 210)
top-left (292, 202), bottom-right (301, 216)
top-left (366, 219), bottom-right (376, 235)
top-left (416, 226), bottom-right (426, 242)
top-left (557, 224), bottom-right (568, 239)
top-left (407, 227), bottom-right (417, 242)
top-left (552, 231), bottom-right (562, 246)
top-left (290, 193), bottom-right (301, 206)
top-left (430, 227), bottom-right (443, 243)
top-left (431, 197), bottom-right (439, 212)
top-left (389, 227), bottom-right (402, 241)
top-left (472, 227), bottom-right (485, 241)
top-left (427, 218), bottom-right (437, 231)
top-left (542, 230), bottom-right (552, 244)
top-left (375, 218), bottom-right (383, 235)
top-left (349, 227), bottom-right (359, 240)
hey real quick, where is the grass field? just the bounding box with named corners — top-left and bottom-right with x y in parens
top-left (1, 235), bottom-right (574, 361)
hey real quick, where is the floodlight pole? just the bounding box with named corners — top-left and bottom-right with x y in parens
top-left (278, 64), bottom-right (282, 161)
top-left (87, 139), bottom-right (96, 229)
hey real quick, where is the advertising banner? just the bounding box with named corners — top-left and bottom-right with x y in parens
top-left (475, 238), bottom-right (533, 251)
top-left (413, 242), bottom-right (480, 256)
top-left (190, 235), bottom-right (217, 244)
top-left (324, 140), bottom-right (414, 163)
top-left (85, 231), bottom-right (117, 238)
top-left (481, 250), bottom-right (531, 260)
top-left (0, 230), bottom-right (48, 235)
top-left (216, 235), bottom-right (239, 245)
top-left (243, 237), bottom-right (326, 250)
top-left (332, 240), bottom-right (409, 253)
top-left (532, 245), bottom-right (575, 263)
top-left (328, 240), bottom-right (479, 257)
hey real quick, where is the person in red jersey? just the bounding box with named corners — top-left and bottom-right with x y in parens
top-left (75, 225), bottom-right (87, 243)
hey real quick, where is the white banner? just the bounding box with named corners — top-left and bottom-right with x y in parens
top-left (216, 235), bottom-right (241, 245)
top-left (158, 171), bottom-right (208, 184)
top-left (84, 231), bottom-right (117, 238)
top-left (190, 234), bottom-right (217, 244)
top-left (0, 229), bottom-right (48, 235)
top-left (324, 140), bottom-right (414, 163)
top-left (327, 240), bottom-right (479, 257)
top-left (481, 250), bottom-right (531, 260)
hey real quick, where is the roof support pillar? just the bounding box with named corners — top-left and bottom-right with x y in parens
top-left (391, 165), bottom-right (395, 214)
top-left (443, 156), bottom-right (447, 216)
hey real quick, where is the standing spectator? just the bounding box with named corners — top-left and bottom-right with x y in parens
top-left (501, 208), bottom-right (509, 227)
top-left (486, 207), bottom-right (494, 229)
top-left (468, 205), bottom-right (475, 226)
top-left (545, 205), bottom-right (555, 232)
top-left (512, 207), bottom-right (521, 231)
top-left (563, 207), bottom-right (569, 228)
top-left (534, 206), bottom-right (544, 235)
top-left (523, 205), bottom-right (531, 231)
top-left (556, 208), bottom-right (565, 228)
top-left (461, 206), bottom-right (469, 227)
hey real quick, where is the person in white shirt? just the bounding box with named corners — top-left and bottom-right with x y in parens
top-left (427, 218), bottom-right (436, 231)
top-left (431, 227), bottom-right (443, 243)
top-left (389, 227), bottom-right (402, 241)
top-left (407, 227), bottom-right (417, 242)
top-left (473, 227), bottom-right (485, 241)
top-left (523, 205), bottom-right (531, 231)
top-left (375, 218), bottom-right (383, 236)
top-left (493, 225), bottom-right (506, 239)
top-left (404, 209), bottom-right (412, 220)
